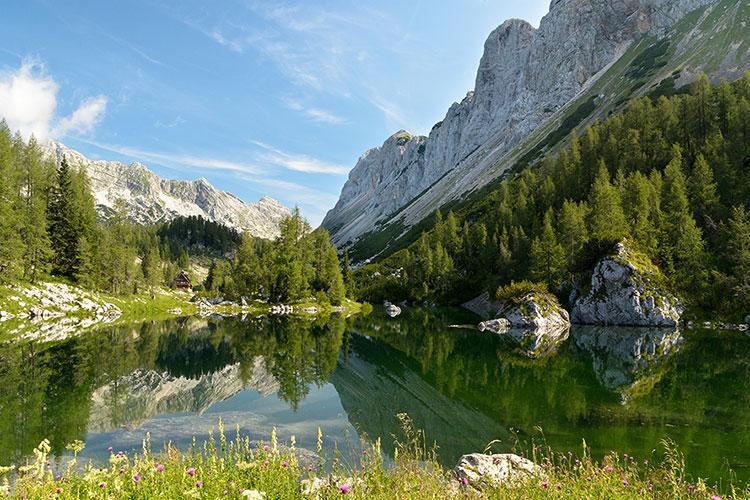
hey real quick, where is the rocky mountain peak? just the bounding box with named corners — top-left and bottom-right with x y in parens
top-left (323, 0), bottom-right (738, 256)
top-left (43, 141), bottom-right (290, 239)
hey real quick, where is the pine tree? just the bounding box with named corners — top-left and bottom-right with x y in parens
top-left (661, 145), bottom-right (705, 282)
top-left (724, 206), bottom-right (750, 310)
top-left (557, 200), bottom-right (589, 272)
top-left (341, 249), bottom-right (353, 296)
top-left (588, 161), bottom-right (628, 243)
top-left (20, 137), bottom-right (52, 283)
top-left (0, 122), bottom-right (22, 281)
top-left (141, 245), bottom-right (162, 289)
top-left (530, 209), bottom-right (566, 288)
top-left (323, 246), bottom-right (346, 305)
top-left (688, 154), bottom-right (720, 227)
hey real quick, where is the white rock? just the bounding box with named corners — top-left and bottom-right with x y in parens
top-left (385, 304), bottom-right (401, 317)
top-left (454, 453), bottom-right (542, 488)
top-left (572, 242), bottom-right (683, 327)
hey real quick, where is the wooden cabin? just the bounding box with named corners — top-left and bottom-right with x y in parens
top-left (174, 270), bottom-right (193, 291)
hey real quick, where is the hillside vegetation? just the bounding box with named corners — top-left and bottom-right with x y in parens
top-left (354, 73), bottom-right (750, 319)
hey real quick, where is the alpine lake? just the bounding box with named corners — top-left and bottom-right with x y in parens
top-left (1, 307), bottom-right (749, 486)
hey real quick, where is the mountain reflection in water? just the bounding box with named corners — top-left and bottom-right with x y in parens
top-left (0, 308), bottom-right (748, 484)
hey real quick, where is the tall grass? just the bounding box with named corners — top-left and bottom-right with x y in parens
top-left (1, 416), bottom-right (745, 499)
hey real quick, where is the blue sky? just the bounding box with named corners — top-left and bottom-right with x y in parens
top-left (0, 0), bottom-right (548, 225)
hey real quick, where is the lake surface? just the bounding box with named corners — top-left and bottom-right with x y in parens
top-left (1, 308), bottom-right (749, 485)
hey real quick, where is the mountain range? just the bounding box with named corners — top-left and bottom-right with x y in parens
top-left (43, 142), bottom-right (290, 240)
top-left (322, 0), bottom-right (750, 260)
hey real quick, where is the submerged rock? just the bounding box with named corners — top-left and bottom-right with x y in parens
top-left (454, 453), bottom-right (542, 488)
top-left (572, 242), bottom-right (683, 327)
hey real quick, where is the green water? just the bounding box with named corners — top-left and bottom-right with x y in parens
top-left (0, 308), bottom-right (748, 485)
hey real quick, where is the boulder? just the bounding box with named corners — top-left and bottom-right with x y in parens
top-left (498, 292), bottom-right (570, 331)
top-left (479, 292), bottom-right (570, 357)
top-left (572, 241), bottom-right (683, 327)
top-left (745, 315), bottom-right (750, 325)
top-left (454, 453), bottom-right (542, 488)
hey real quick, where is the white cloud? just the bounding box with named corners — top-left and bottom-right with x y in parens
top-left (282, 97), bottom-right (345, 124)
top-left (0, 60), bottom-right (107, 141)
top-left (52, 95), bottom-right (108, 137)
top-left (85, 141), bottom-right (262, 175)
top-left (251, 140), bottom-right (348, 175)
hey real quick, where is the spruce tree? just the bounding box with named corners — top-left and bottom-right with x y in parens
top-left (48, 157), bottom-right (81, 278)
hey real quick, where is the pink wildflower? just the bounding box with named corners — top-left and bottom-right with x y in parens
top-left (186, 467), bottom-right (195, 477)
top-left (156, 463), bottom-right (164, 473)
top-left (339, 484), bottom-right (351, 494)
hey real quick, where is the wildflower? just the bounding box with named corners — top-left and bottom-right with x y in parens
top-left (133, 473), bottom-right (141, 483)
top-left (648, 484), bottom-right (653, 492)
top-left (119, 468), bottom-right (125, 474)
top-left (586, 476), bottom-right (592, 482)
top-left (224, 490), bottom-right (228, 496)
top-left (607, 465), bottom-right (613, 473)
top-left (282, 460), bottom-right (289, 468)
top-left (643, 460), bottom-right (649, 465)
top-left (688, 484), bottom-right (696, 492)
top-left (542, 481), bottom-right (549, 489)
top-left (339, 483), bottom-right (351, 494)
top-left (196, 481), bottom-right (203, 488)
top-left (186, 467), bottom-right (196, 477)
top-left (156, 463), bottom-right (164, 473)
top-left (263, 445), bottom-right (270, 452)
top-left (555, 483), bottom-right (562, 490)
top-left (461, 477), bottom-right (468, 486)
top-left (623, 479), bottom-right (628, 486)
top-left (263, 460), bottom-right (269, 466)
top-left (55, 488), bottom-right (61, 494)
top-left (107, 447), bottom-right (113, 452)
top-left (711, 496), bottom-right (722, 500)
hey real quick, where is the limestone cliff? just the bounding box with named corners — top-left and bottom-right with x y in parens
top-left (324, 0), bottom-right (748, 256)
